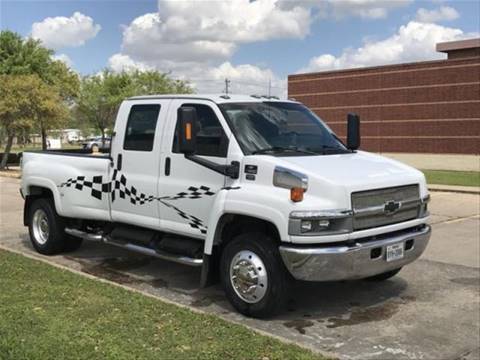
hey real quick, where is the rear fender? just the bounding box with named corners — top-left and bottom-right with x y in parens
top-left (22, 177), bottom-right (63, 219)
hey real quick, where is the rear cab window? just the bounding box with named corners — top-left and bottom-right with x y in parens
top-left (124, 104), bottom-right (161, 151)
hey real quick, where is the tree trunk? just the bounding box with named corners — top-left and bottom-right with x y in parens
top-left (0, 135), bottom-right (14, 170)
top-left (41, 127), bottom-right (47, 150)
top-left (101, 127), bottom-right (106, 147)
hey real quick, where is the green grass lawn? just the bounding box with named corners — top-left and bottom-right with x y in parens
top-left (422, 170), bottom-right (480, 187)
top-left (0, 250), bottom-right (323, 360)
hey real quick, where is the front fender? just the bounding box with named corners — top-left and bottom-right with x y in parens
top-left (203, 188), bottom-right (289, 255)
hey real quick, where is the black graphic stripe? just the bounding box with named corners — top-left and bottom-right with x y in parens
top-left (59, 169), bottom-right (240, 234)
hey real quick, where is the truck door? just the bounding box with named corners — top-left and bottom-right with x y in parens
top-left (157, 100), bottom-right (229, 238)
top-left (110, 99), bottom-right (168, 229)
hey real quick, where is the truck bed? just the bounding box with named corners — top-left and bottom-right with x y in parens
top-left (21, 151), bottom-right (112, 221)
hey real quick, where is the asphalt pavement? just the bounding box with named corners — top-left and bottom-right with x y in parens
top-left (1, 177), bottom-right (479, 360)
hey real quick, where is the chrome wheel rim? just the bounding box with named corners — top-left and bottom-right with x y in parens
top-left (229, 250), bottom-right (268, 304)
top-left (32, 209), bottom-right (49, 245)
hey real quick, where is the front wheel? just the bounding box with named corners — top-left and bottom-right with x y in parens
top-left (220, 233), bottom-right (289, 318)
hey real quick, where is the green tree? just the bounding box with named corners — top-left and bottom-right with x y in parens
top-left (131, 70), bottom-right (192, 94)
top-left (0, 30), bottom-right (79, 150)
top-left (0, 75), bottom-right (68, 169)
top-left (76, 70), bottom-right (192, 142)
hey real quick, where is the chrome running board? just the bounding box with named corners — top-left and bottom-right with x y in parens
top-left (64, 228), bottom-right (203, 267)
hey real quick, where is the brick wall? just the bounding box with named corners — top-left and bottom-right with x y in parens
top-left (288, 57), bottom-right (480, 154)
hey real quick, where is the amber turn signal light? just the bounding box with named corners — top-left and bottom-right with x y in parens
top-left (185, 122), bottom-right (192, 140)
top-left (290, 187), bottom-right (304, 202)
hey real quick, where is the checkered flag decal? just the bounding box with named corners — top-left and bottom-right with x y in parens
top-left (110, 169), bottom-right (160, 205)
top-left (59, 175), bottom-right (110, 200)
top-left (59, 168), bottom-right (240, 234)
top-left (164, 186), bottom-right (216, 200)
top-left (159, 200), bottom-right (208, 234)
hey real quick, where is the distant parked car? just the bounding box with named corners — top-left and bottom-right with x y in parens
top-left (82, 136), bottom-right (111, 152)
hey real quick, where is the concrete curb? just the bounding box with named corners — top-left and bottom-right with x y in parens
top-left (0, 244), bottom-right (336, 359)
top-left (428, 185), bottom-right (480, 195)
top-left (0, 172), bottom-right (21, 179)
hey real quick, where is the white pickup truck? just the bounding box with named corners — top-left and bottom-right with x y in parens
top-left (21, 94), bottom-right (431, 317)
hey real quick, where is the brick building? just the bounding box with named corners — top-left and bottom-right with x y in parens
top-left (288, 38), bottom-right (480, 154)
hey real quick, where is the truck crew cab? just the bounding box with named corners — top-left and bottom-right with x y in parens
top-left (21, 94), bottom-right (431, 317)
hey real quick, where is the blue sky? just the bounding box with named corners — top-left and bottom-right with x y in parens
top-left (1, 0), bottom-right (479, 95)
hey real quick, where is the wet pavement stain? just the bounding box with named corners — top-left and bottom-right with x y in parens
top-left (149, 278), bottom-right (169, 288)
top-left (81, 264), bottom-right (139, 285)
top-left (190, 294), bottom-right (226, 307)
top-left (450, 277), bottom-right (480, 286)
top-left (326, 301), bottom-right (401, 328)
top-left (67, 256), bottom-right (152, 285)
top-left (400, 295), bottom-right (416, 302)
top-left (100, 257), bottom-right (151, 271)
top-left (284, 319), bottom-right (315, 335)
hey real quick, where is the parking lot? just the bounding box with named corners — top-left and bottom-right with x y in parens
top-left (1, 176), bottom-right (479, 360)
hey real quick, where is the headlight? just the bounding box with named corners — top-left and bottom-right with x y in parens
top-left (289, 210), bottom-right (353, 236)
top-left (273, 166), bottom-right (308, 190)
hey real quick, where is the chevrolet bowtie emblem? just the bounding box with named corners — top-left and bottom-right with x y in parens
top-left (384, 200), bottom-right (401, 215)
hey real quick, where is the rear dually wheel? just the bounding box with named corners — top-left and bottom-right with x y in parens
top-left (28, 198), bottom-right (80, 255)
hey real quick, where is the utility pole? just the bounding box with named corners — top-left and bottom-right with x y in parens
top-left (224, 78), bottom-right (231, 94)
top-left (268, 79), bottom-right (271, 97)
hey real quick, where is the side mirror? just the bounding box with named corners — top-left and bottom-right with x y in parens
top-left (347, 113), bottom-right (360, 151)
top-left (178, 107), bottom-right (197, 154)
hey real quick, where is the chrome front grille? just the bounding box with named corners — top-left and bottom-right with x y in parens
top-left (351, 184), bottom-right (420, 231)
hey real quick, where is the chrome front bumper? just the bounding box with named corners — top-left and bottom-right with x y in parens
top-left (279, 225), bottom-right (431, 281)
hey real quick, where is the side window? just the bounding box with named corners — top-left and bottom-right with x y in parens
top-left (173, 103), bottom-right (228, 157)
top-left (123, 104), bottom-right (161, 151)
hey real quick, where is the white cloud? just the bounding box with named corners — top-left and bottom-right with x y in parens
top-left (299, 21), bottom-right (475, 73)
top-left (415, 6), bottom-right (459, 23)
top-left (279, 0), bottom-right (412, 20)
top-left (107, 54), bottom-right (286, 98)
top-left (106, 0), bottom-right (421, 97)
top-left (157, 0), bottom-right (311, 43)
top-left (326, 0), bottom-right (413, 19)
top-left (118, 1), bottom-right (311, 68)
top-left (31, 12), bottom-right (101, 49)
top-left (108, 53), bottom-right (153, 73)
top-left (52, 53), bottom-right (73, 68)
top-left (199, 62), bottom-right (286, 97)
top-left (107, 0), bottom-right (308, 97)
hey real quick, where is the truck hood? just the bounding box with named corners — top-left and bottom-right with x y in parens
top-left (276, 150), bottom-right (427, 195)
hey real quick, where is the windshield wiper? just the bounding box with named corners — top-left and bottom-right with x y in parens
top-left (317, 145), bottom-right (350, 154)
top-left (252, 146), bottom-right (318, 155)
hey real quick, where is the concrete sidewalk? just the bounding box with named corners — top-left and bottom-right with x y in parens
top-left (382, 153), bottom-right (480, 172)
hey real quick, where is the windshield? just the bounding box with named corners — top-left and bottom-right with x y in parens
top-left (220, 102), bottom-right (348, 156)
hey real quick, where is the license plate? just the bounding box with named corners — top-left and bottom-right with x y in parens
top-left (386, 243), bottom-right (404, 262)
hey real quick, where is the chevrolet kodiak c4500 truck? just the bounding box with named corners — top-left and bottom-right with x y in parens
top-left (21, 94), bottom-right (431, 317)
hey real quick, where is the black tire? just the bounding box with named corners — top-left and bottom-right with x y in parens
top-left (28, 198), bottom-right (67, 255)
top-left (366, 267), bottom-right (402, 281)
top-left (220, 232), bottom-right (289, 318)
